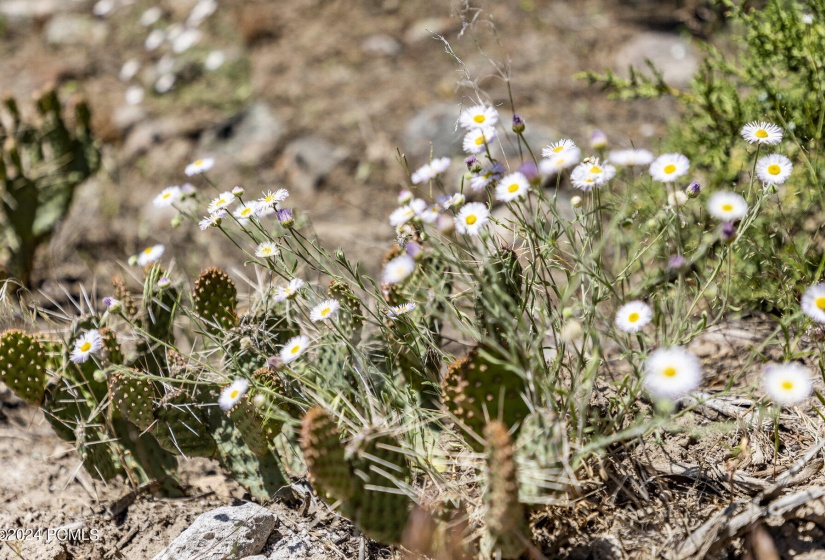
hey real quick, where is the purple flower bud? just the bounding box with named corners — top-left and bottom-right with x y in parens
top-left (266, 355), bottom-right (284, 371)
top-left (276, 208), bottom-right (294, 227)
top-left (181, 183), bottom-right (196, 197)
top-left (512, 113), bottom-right (525, 133)
top-left (590, 129), bottom-right (608, 150)
top-left (668, 254), bottom-right (689, 272)
top-left (517, 161), bottom-right (539, 184)
top-left (686, 181), bottom-right (701, 198)
top-left (231, 185), bottom-right (245, 196)
top-left (720, 222), bottom-right (737, 244)
top-left (465, 155), bottom-right (482, 173)
top-left (157, 277), bottom-right (171, 288)
top-left (406, 241), bottom-right (422, 259)
top-left (102, 296), bottom-right (116, 308)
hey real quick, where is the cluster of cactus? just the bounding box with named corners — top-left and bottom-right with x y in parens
top-left (0, 87), bottom-right (100, 285)
top-left (0, 265), bottom-right (304, 499)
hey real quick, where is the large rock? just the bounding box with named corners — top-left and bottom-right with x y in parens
top-left (152, 503), bottom-right (278, 560)
top-left (613, 31), bottom-right (699, 88)
top-left (403, 103), bottom-right (462, 161)
top-left (198, 102), bottom-right (285, 168)
top-left (279, 135), bottom-right (349, 194)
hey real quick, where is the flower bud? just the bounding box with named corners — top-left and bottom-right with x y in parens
top-left (721, 221), bottom-right (737, 244)
top-left (232, 185), bottom-right (245, 196)
top-left (276, 208), bottom-right (294, 228)
top-left (668, 254), bottom-right (689, 273)
top-left (511, 113), bottom-right (526, 134)
top-left (398, 189), bottom-right (413, 205)
top-left (686, 181), bottom-right (701, 198)
top-left (571, 195), bottom-right (583, 208)
top-left (590, 129), bottom-right (608, 150)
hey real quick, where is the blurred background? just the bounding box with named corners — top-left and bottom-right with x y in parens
top-left (0, 0), bottom-right (727, 298)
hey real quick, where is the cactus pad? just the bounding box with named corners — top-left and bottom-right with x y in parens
top-left (193, 267), bottom-right (238, 333)
top-left (300, 407), bottom-right (356, 502)
top-left (441, 345), bottom-right (530, 451)
top-left (482, 420), bottom-right (529, 559)
top-left (0, 329), bottom-right (48, 406)
top-left (152, 388), bottom-right (217, 457)
top-left (109, 371), bottom-right (156, 431)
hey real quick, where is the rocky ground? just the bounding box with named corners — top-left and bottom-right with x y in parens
top-left (0, 0), bottom-right (777, 559)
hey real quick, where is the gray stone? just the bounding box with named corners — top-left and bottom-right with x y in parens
top-left (152, 502), bottom-right (278, 560)
top-left (613, 31), bottom-right (699, 88)
top-left (361, 34), bottom-right (401, 57)
top-left (279, 135), bottom-right (349, 194)
top-left (198, 102), bottom-right (285, 168)
top-left (44, 14), bottom-right (108, 46)
top-left (403, 103), bottom-right (462, 161)
top-left (241, 556), bottom-right (267, 560)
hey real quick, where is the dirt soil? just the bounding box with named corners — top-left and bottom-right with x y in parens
top-left (6, 1), bottom-right (817, 559)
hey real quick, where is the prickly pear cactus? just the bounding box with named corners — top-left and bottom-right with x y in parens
top-left (109, 370), bottom-right (156, 431)
top-left (300, 407), bottom-right (356, 502)
top-left (112, 275), bottom-right (139, 321)
top-left (328, 279), bottom-right (364, 343)
top-left (0, 88), bottom-right (100, 285)
top-left (441, 345), bottom-right (530, 451)
top-left (151, 388), bottom-right (217, 458)
top-left (348, 431), bottom-right (415, 545)
top-left (75, 422), bottom-right (123, 482)
top-left (481, 420), bottom-right (530, 560)
top-left (475, 247), bottom-right (523, 343)
top-left (193, 267), bottom-right (238, 334)
top-left (0, 329), bottom-right (49, 406)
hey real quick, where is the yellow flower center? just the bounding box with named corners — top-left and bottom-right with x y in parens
top-left (507, 183), bottom-right (520, 193)
top-left (628, 312), bottom-right (640, 323)
top-left (465, 214), bottom-right (477, 225)
top-left (781, 380), bottom-right (794, 391)
top-left (662, 366), bottom-right (678, 378)
top-left (143, 247), bottom-right (153, 255)
top-left (475, 135), bottom-right (485, 146)
top-left (230, 389), bottom-right (239, 399)
top-left (243, 208), bottom-right (253, 216)
top-left (194, 159), bottom-right (203, 166)
top-left (590, 166), bottom-right (602, 174)
top-left (767, 164), bottom-right (781, 175)
top-left (162, 193), bottom-right (172, 199)
top-left (755, 129), bottom-right (768, 139)
top-left (320, 307), bottom-right (331, 316)
top-left (290, 345), bottom-right (301, 354)
top-left (722, 203), bottom-right (734, 212)
top-left (664, 164), bottom-right (677, 174)
top-left (553, 145), bottom-right (564, 153)
top-left (816, 296), bottom-right (825, 310)
top-left (473, 114), bottom-right (485, 124)
top-left (80, 341), bottom-right (92, 352)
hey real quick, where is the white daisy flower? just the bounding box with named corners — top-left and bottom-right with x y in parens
top-left (218, 379), bottom-right (249, 411)
top-left (570, 158), bottom-right (615, 191)
top-left (643, 347), bottom-right (702, 400)
top-left (383, 254), bottom-right (415, 284)
top-left (255, 241), bottom-right (279, 258)
top-left (741, 121), bottom-right (783, 145)
top-left (454, 202), bottom-right (490, 235)
top-left (755, 154), bottom-right (793, 185)
top-left (207, 192), bottom-right (236, 214)
top-left (310, 299), bottom-right (340, 322)
top-left (390, 206), bottom-right (416, 227)
top-left (258, 189), bottom-right (289, 209)
top-left (185, 157), bottom-right (215, 176)
top-left (615, 301), bottom-right (653, 333)
top-left (539, 147), bottom-right (582, 176)
top-left (649, 153), bottom-right (690, 183)
top-left (417, 205), bottom-right (440, 224)
top-left (541, 139), bottom-right (577, 159)
top-left (707, 191), bottom-right (748, 221)
top-left (273, 278), bottom-right (304, 303)
top-left (153, 186), bottom-right (182, 208)
top-left (199, 211), bottom-right (225, 231)
top-left (70, 330), bottom-right (103, 364)
top-left (459, 105), bottom-right (499, 129)
top-left (137, 244), bottom-right (165, 266)
top-left (495, 172), bottom-right (530, 202)
top-left (801, 283), bottom-right (825, 323)
top-left (411, 157), bottom-right (451, 184)
top-left (608, 148), bottom-right (654, 166)
top-left (388, 302), bottom-right (417, 318)
top-left (233, 202), bottom-right (259, 224)
top-left (462, 126), bottom-right (497, 155)
top-left (469, 163), bottom-right (506, 191)
top-left (280, 335), bottom-right (310, 364)
top-left (764, 363), bottom-right (812, 405)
